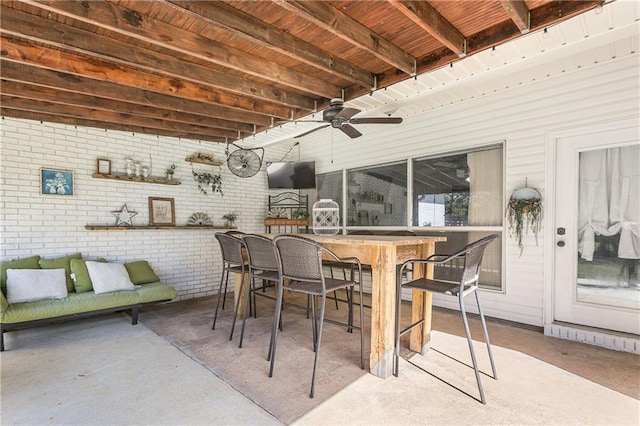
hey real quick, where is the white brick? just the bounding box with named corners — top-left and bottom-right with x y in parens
top-left (1, 117), bottom-right (290, 298)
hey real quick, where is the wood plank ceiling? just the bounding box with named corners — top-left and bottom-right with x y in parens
top-left (0, 0), bottom-right (601, 144)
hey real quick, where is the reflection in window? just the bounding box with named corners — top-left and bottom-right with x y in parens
top-left (413, 146), bottom-right (503, 227)
top-left (317, 171), bottom-right (343, 225)
top-left (347, 162), bottom-right (407, 226)
top-left (417, 231), bottom-right (502, 290)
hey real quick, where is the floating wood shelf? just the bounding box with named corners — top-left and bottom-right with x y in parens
top-left (264, 218), bottom-right (309, 226)
top-left (92, 173), bottom-right (181, 185)
top-left (85, 225), bottom-right (236, 231)
top-left (185, 155), bottom-right (223, 167)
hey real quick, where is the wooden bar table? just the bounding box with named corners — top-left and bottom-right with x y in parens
top-left (255, 233), bottom-right (446, 379)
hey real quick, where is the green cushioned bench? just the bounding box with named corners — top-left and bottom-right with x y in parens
top-left (1, 255), bottom-right (177, 351)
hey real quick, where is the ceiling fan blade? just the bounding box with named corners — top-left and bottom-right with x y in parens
top-left (293, 124), bottom-right (330, 139)
top-left (349, 116), bottom-right (403, 124)
top-left (339, 123), bottom-right (362, 138)
top-left (335, 107), bottom-right (361, 120)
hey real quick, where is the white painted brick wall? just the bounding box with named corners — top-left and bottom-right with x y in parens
top-left (0, 117), bottom-right (290, 301)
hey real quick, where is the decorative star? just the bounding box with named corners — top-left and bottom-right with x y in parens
top-left (112, 204), bottom-right (138, 226)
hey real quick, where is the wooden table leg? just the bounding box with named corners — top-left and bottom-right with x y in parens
top-left (233, 273), bottom-right (248, 319)
top-left (369, 244), bottom-right (397, 379)
top-left (410, 241), bottom-right (435, 353)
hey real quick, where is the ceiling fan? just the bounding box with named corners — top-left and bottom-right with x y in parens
top-left (287, 98), bottom-right (403, 139)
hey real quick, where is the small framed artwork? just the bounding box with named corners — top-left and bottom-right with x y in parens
top-left (97, 159), bottom-right (111, 175)
top-left (149, 197), bottom-right (175, 226)
top-left (41, 169), bottom-right (74, 196)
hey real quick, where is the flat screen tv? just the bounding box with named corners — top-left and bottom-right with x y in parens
top-left (266, 161), bottom-right (316, 189)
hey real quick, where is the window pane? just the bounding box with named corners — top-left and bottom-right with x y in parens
top-left (317, 171), bottom-right (343, 225)
top-left (347, 162), bottom-right (407, 226)
top-left (416, 231), bottom-right (503, 290)
top-left (413, 146), bottom-right (503, 227)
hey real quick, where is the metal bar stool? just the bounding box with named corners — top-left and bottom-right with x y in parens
top-left (269, 234), bottom-right (364, 398)
top-left (394, 234), bottom-right (499, 404)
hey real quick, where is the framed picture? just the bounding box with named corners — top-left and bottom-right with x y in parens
top-left (40, 169), bottom-right (74, 196)
top-left (148, 197), bottom-right (175, 226)
top-left (97, 159), bottom-right (111, 175)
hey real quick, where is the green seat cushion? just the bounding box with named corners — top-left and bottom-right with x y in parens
top-left (1, 255), bottom-right (41, 294)
top-left (0, 282), bottom-right (177, 324)
top-left (39, 253), bottom-right (82, 293)
top-left (1, 289), bottom-right (140, 324)
top-left (71, 258), bottom-right (107, 294)
top-left (135, 281), bottom-right (177, 303)
top-left (125, 261), bottom-right (160, 285)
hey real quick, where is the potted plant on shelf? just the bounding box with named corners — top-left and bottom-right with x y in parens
top-left (192, 171), bottom-right (223, 195)
top-left (506, 184), bottom-right (543, 256)
top-left (291, 209), bottom-right (309, 220)
top-left (222, 212), bottom-right (237, 227)
top-left (165, 163), bottom-right (177, 180)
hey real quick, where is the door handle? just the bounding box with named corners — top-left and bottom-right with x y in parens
top-left (557, 241), bottom-right (565, 247)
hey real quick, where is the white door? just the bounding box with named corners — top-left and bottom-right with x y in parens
top-left (554, 119), bottom-right (640, 335)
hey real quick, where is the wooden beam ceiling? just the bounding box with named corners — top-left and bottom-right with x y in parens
top-left (0, 0), bottom-right (600, 144)
top-left (388, 0), bottom-right (467, 57)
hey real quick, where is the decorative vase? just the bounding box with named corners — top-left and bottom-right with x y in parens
top-left (134, 162), bottom-right (142, 177)
top-left (125, 158), bottom-right (134, 177)
top-left (142, 167), bottom-right (150, 178)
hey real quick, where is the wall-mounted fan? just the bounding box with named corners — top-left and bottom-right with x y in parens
top-left (286, 98), bottom-right (403, 139)
top-left (225, 143), bottom-right (264, 178)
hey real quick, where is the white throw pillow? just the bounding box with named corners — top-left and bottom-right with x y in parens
top-left (86, 261), bottom-right (135, 294)
top-left (6, 268), bottom-right (68, 304)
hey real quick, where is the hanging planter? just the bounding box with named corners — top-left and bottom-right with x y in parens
top-left (506, 183), bottom-right (543, 256)
top-left (192, 171), bottom-right (223, 195)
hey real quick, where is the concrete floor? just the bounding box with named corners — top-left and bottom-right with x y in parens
top-left (429, 306), bottom-right (640, 400)
top-left (1, 294), bottom-right (639, 425)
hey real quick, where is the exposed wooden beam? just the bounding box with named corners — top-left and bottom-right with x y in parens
top-left (388, 0), bottom-right (467, 58)
top-left (167, 0), bottom-right (374, 89)
top-left (1, 108), bottom-right (227, 143)
top-left (0, 36), bottom-right (293, 119)
top-left (274, 0), bottom-right (416, 76)
top-left (20, 0), bottom-right (341, 99)
top-left (468, 0), bottom-right (600, 51)
top-left (1, 95), bottom-right (242, 139)
top-left (500, 0), bottom-right (530, 34)
top-left (344, 0), bottom-right (599, 100)
top-left (344, 46), bottom-right (458, 101)
top-left (528, 0), bottom-right (600, 31)
top-left (0, 7), bottom-right (315, 115)
top-left (0, 61), bottom-right (273, 128)
top-left (1, 79), bottom-right (254, 133)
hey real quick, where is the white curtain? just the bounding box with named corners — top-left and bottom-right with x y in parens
top-left (467, 149), bottom-right (503, 226)
top-left (467, 148), bottom-right (503, 288)
top-left (578, 145), bottom-right (640, 261)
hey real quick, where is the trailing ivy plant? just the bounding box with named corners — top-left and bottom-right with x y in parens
top-left (506, 198), bottom-right (543, 256)
top-left (192, 171), bottom-right (223, 195)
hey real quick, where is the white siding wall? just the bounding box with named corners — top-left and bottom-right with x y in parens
top-left (299, 54), bottom-right (640, 327)
top-left (0, 121), bottom-right (290, 300)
